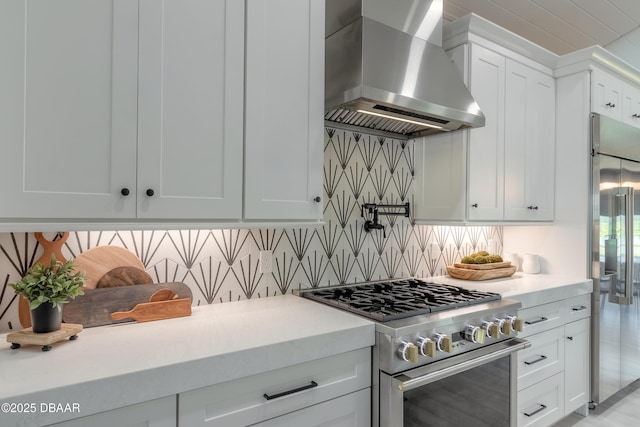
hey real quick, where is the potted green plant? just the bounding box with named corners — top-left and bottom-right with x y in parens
top-left (9, 254), bottom-right (86, 333)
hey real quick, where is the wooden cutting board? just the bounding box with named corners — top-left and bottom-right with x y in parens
top-left (446, 265), bottom-right (517, 281)
top-left (19, 232), bottom-right (70, 328)
top-left (453, 261), bottom-right (512, 270)
top-left (111, 298), bottom-right (192, 323)
top-left (63, 282), bottom-right (193, 327)
top-left (72, 246), bottom-right (146, 289)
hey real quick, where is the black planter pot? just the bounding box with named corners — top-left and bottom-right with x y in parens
top-left (30, 302), bottom-right (62, 333)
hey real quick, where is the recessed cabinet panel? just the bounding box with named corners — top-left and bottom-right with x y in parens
top-left (0, 0), bottom-right (138, 218)
top-left (467, 45), bottom-right (505, 221)
top-left (504, 59), bottom-right (555, 221)
top-left (137, 0), bottom-right (243, 219)
top-left (622, 82), bottom-right (640, 128)
top-left (244, 0), bottom-right (324, 220)
top-left (591, 68), bottom-right (623, 121)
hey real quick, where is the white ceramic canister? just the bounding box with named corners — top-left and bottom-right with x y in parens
top-left (521, 253), bottom-right (540, 274)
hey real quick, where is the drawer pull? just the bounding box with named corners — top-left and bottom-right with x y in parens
top-left (524, 403), bottom-right (547, 417)
top-left (524, 355), bottom-right (547, 365)
top-left (525, 317), bottom-right (548, 325)
top-left (263, 381), bottom-right (318, 401)
top-left (572, 305), bottom-right (588, 311)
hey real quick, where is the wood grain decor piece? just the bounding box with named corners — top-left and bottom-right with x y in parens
top-left (72, 246), bottom-right (146, 289)
top-left (19, 232), bottom-right (71, 328)
top-left (446, 265), bottom-right (517, 281)
top-left (110, 298), bottom-right (192, 323)
top-left (96, 266), bottom-right (154, 288)
top-left (7, 323), bottom-right (82, 351)
top-left (63, 282), bottom-right (193, 327)
top-left (453, 261), bottom-right (512, 270)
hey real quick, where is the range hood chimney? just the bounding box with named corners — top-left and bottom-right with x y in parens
top-left (325, 0), bottom-right (484, 139)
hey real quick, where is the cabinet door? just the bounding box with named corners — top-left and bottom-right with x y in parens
top-left (591, 68), bottom-right (622, 120)
top-left (504, 60), bottom-right (555, 221)
top-left (564, 318), bottom-right (590, 414)
top-left (251, 389), bottom-right (370, 427)
top-left (0, 0), bottom-right (138, 218)
top-left (137, 0), bottom-right (244, 219)
top-left (414, 132), bottom-right (467, 222)
top-left (622, 82), bottom-right (640, 128)
top-left (48, 396), bottom-right (175, 427)
top-left (467, 45), bottom-right (505, 221)
top-left (244, 0), bottom-right (324, 221)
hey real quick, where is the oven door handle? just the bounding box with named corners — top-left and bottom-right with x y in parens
top-left (393, 338), bottom-right (531, 392)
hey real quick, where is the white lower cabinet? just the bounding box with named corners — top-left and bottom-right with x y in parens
top-left (178, 348), bottom-right (371, 427)
top-left (48, 396), bottom-right (176, 427)
top-left (517, 294), bottom-right (590, 427)
top-left (250, 388), bottom-right (370, 427)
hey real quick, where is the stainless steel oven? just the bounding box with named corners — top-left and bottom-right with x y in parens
top-left (295, 278), bottom-right (530, 427)
top-left (379, 337), bottom-right (529, 427)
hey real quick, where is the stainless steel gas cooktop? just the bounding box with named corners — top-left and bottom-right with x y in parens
top-left (298, 278), bottom-right (501, 322)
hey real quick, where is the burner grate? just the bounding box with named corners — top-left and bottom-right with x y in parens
top-left (303, 279), bottom-right (501, 322)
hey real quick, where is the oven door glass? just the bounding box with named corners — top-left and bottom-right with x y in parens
top-left (404, 355), bottom-right (509, 427)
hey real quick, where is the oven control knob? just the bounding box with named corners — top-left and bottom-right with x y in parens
top-left (417, 336), bottom-right (437, 358)
top-left (507, 315), bottom-right (524, 332)
top-left (398, 341), bottom-right (419, 363)
top-left (494, 318), bottom-right (512, 335)
top-left (483, 321), bottom-right (500, 339)
top-left (434, 333), bottom-right (452, 353)
top-left (464, 325), bottom-right (485, 344)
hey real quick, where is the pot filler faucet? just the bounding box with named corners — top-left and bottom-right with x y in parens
top-left (360, 202), bottom-right (410, 238)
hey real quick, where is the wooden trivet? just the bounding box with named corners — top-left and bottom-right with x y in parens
top-left (6, 323), bottom-right (83, 352)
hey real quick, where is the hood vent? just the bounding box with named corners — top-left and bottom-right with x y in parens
top-left (325, 0), bottom-right (485, 139)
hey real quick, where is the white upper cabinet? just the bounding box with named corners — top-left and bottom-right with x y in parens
top-left (0, 0), bottom-right (139, 219)
top-left (591, 67), bottom-right (623, 121)
top-left (466, 44), bottom-right (506, 221)
top-left (137, 0), bottom-right (244, 219)
top-left (504, 59), bottom-right (555, 221)
top-left (622, 82), bottom-right (640, 128)
top-left (243, 0), bottom-right (324, 221)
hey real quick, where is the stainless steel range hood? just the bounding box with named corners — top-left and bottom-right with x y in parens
top-left (325, 0), bottom-right (484, 139)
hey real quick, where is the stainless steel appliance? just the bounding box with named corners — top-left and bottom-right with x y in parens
top-left (590, 112), bottom-right (640, 405)
top-left (296, 279), bottom-right (530, 426)
top-left (324, 0), bottom-right (485, 138)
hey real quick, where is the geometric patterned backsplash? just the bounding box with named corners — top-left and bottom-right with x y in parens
top-left (0, 128), bottom-right (501, 332)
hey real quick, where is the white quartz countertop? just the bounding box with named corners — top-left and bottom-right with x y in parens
top-left (0, 295), bottom-right (374, 427)
top-left (434, 272), bottom-right (593, 308)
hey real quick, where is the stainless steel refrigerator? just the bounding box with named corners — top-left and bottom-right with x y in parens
top-left (591, 112), bottom-right (640, 405)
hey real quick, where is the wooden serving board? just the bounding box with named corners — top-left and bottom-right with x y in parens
top-left (111, 298), bottom-right (191, 323)
top-left (63, 282), bottom-right (193, 327)
top-left (73, 246), bottom-right (146, 289)
top-left (447, 265), bottom-right (517, 281)
top-left (453, 261), bottom-right (512, 270)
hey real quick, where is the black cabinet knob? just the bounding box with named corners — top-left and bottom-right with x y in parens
top-left (471, 203), bottom-right (478, 208)
top-left (527, 205), bottom-right (539, 210)
top-left (313, 196), bottom-right (321, 203)
top-left (606, 102), bottom-right (616, 108)
top-left (146, 189), bottom-right (155, 197)
top-left (120, 188), bottom-right (130, 196)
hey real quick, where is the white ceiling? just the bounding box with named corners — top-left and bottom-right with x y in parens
top-left (443, 0), bottom-right (640, 69)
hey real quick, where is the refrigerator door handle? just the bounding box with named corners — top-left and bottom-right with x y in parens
top-left (623, 189), bottom-right (634, 305)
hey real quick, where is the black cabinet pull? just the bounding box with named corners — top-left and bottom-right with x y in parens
top-left (524, 404), bottom-right (547, 417)
top-left (525, 316), bottom-right (547, 325)
top-left (633, 114), bottom-right (640, 118)
top-left (524, 355), bottom-right (547, 365)
top-left (120, 188), bottom-right (130, 196)
top-left (146, 189), bottom-right (155, 197)
top-left (567, 336), bottom-right (574, 341)
top-left (606, 102), bottom-right (616, 108)
top-left (314, 196), bottom-right (321, 203)
top-left (471, 203), bottom-right (478, 208)
top-left (527, 205), bottom-right (539, 210)
top-left (263, 381), bottom-right (318, 401)
top-left (572, 305), bottom-right (588, 311)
